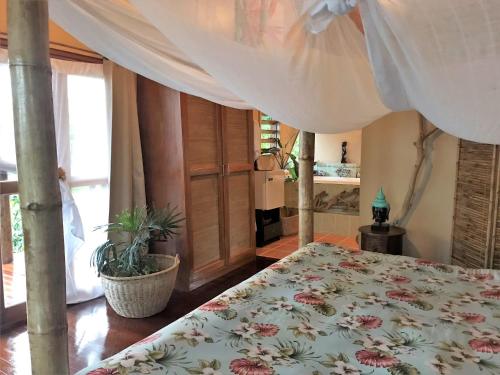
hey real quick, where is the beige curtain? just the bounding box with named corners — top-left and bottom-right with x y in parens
top-left (104, 61), bottom-right (146, 221)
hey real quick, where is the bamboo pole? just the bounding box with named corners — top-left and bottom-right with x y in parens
top-left (298, 131), bottom-right (315, 247)
top-left (7, 1), bottom-right (69, 374)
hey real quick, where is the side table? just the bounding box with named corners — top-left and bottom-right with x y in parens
top-left (358, 225), bottom-right (406, 255)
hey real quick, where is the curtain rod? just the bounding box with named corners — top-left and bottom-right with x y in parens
top-left (0, 33), bottom-right (103, 64)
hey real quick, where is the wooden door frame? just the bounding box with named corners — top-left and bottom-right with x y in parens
top-left (0, 180), bottom-right (26, 330)
top-left (220, 107), bottom-right (255, 266)
top-left (0, 233), bottom-right (27, 330)
top-left (0, 287), bottom-right (26, 330)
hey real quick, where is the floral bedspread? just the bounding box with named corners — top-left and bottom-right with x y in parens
top-left (80, 243), bottom-right (500, 375)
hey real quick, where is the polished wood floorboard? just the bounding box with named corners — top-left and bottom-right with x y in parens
top-left (0, 260), bottom-right (272, 375)
top-left (0, 233), bottom-right (358, 374)
top-left (1, 235), bottom-right (358, 308)
top-left (256, 232), bottom-right (359, 259)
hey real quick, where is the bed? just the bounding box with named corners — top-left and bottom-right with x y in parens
top-left (80, 243), bottom-right (500, 375)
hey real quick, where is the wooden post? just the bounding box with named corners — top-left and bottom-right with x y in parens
top-left (7, 1), bottom-right (69, 374)
top-left (0, 171), bottom-right (13, 265)
top-left (298, 131), bottom-right (315, 247)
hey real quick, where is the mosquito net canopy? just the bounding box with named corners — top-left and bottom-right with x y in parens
top-left (48, 0), bottom-right (500, 143)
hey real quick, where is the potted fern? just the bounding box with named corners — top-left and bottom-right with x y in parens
top-left (91, 207), bottom-right (183, 318)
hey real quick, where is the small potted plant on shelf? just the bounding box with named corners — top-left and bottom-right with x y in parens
top-left (91, 206), bottom-right (183, 318)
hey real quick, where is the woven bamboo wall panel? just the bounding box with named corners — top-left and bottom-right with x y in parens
top-left (451, 140), bottom-right (499, 269)
top-left (494, 179), bottom-right (500, 269)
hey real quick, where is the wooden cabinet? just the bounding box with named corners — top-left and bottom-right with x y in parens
top-left (137, 77), bottom-right (255, 290)
top-left (451, 140), bottom-right (500, 269)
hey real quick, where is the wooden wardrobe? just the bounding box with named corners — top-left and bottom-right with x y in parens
top-left (137, 77), bottom-right (256, 291)
top-left (451, 140), bottom-right (500, 269)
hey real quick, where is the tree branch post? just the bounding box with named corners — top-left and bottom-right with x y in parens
top-left (393, 114), bottom-right (443, 226)
top-left (7, 1), bottom-right (69, 373)
top-left (299, 131), bottom-right (315, 247)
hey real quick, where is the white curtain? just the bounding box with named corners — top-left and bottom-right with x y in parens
top-left (0, 50), bottom-right (107, 304)
top-left (47, 0), bottom-right (500, 144)
top-left (48, 0), bottom-right (389, 134)
top-left (51, 70), bottom-right (105, 304)
top-left (48, 0), bottom-right (246, 108)
top-left (131, 0), bottom-right (389, 133)
top-left (359, 0), bottom-right (500, 144)
top-left (52, 72), bottom-right (85, 300)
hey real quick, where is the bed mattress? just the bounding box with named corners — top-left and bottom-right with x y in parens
top-left (79, 243), bottom-right (500, 375)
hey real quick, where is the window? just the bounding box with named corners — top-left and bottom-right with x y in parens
top-left (0, 56), bottom-right (109, 308)
top-left (0, 60), bottom-right (109, 248)
top-left (0, 64), bottom-right (16, 177)
top-left (260, 113), bottom-right (280, 153)
top-left (290, 132), bottom-right (300, 160)
top-left (67, 74), bottom-right (109, 238)
top-left (68, 74), bottom-right (108, 186)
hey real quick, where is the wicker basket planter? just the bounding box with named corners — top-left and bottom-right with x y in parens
top-left (101, 254), bottom-right (180, 318)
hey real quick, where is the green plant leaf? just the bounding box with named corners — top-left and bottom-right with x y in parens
top-left (313, 304), bottom-right (337, 316)
top-left (408, 300), bottom-right (433, 311)
top-left (92, 206), bottom-right (184, 277)
top-left (210, 359), bottom-right (221, 370)
top-left (214, 308), bottom-right (237, 320)
top-left (388, 363), bottom-right (420, 375)
top-left (186, 369), bottom-right (203, 375)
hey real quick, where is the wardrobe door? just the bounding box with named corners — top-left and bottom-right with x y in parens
top-left (451, 140), bottom-right (498, 269)
top-left (221, 107), bottom-right (255, 265)
top-left (183, 94), bottom-right (225, 277)
top-left (190, 175), bottom-right (224, 270)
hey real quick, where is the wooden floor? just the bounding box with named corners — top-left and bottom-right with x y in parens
top-left (256, 232), bottom-right (359, 259)
top-left (1, 252), bottom-right (26, 307)
top-left (0, 259), bottom-right (273, 375)
top-left (0, 235), bottom-right (357, 308)
top-left (0, 235), bottom-right (357, 374)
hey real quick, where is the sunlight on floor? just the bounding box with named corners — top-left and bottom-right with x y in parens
top-left (257, 233), bottom-right (359, 259)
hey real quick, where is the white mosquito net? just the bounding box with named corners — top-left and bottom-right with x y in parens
top-left (48, 0), bottom-right (500, 143)
top-left (360, 0), bottom-right (500, 144)
top-left (48, 0), bottom-right (388, 134)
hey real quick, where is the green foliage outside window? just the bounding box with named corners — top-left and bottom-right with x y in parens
top-left (10, 194), bottom-right (24, 253)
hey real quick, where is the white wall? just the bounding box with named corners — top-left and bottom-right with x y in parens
top-left (315, 130), bottom-right (362, 165)
top-left (360, 111), bottom-right (458, 264)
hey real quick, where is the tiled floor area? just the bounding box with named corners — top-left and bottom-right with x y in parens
top-left (256, 233), bottom-right (359, 259)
